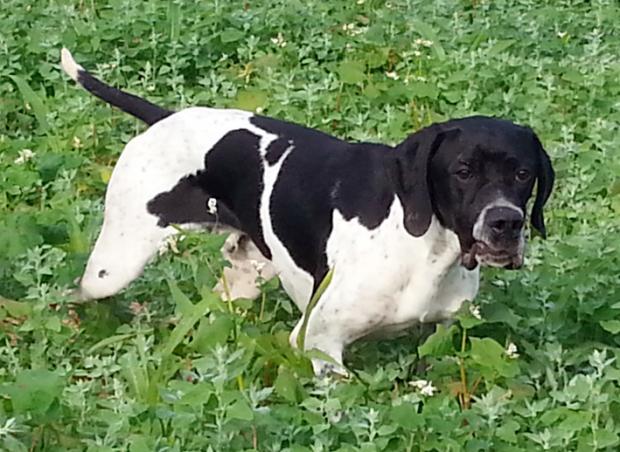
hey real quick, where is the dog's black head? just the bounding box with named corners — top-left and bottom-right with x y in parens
top-left (392, 116), bottom-right (554, 269)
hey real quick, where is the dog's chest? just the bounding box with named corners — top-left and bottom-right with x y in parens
top-left (324, 202), bottom-right (479, 338)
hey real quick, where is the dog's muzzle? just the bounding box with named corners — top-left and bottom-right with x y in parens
top-left (464, 205), bottom-right (525, 270)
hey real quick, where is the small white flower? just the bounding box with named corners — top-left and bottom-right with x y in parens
top-left (420, 383), bottom-right (436, 396)
top-left (469, 304), bottom-right (482, 320)
top-left (158, 235), bottom-right (179, 256)
top-left (557, 31), bottom-right (567, 39)
top-left (207, 198), bottom-right (217, 215)
top-left (250, 259), bottom-right (266, 273)
top-left (14, 149), bottom-right (35, 164)
top-left (414, 38), bottom-right (433, 48)
top-left (413, 50), bottom-right (422, 57)
top-left (255, 106), bottom-right (264, 114)
top-left (506, 342), bottom-right (519, 359)
top-left (72, 136), bottom-right (82, 148)
top-left (385, 71), bottom-right (399, 80)
top-left (409, 379), bottom-right (437, 396)
top-left (356, 0), bottom-right (365, 4)
top-left (270, 33), bottom-right (287, 48)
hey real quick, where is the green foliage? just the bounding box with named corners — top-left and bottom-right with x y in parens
top-left (1, 0), bottom-right (619, 450)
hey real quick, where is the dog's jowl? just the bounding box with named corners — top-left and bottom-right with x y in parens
top-left (61, 48), bottom-right (554, 375)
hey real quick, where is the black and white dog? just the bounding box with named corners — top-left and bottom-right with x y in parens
top-left (61, 48), bottom-right (554, 374)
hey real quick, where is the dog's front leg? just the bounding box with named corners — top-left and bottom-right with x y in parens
top-left (289, 314), bottom-right (348, 377)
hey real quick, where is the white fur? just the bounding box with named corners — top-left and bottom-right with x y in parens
top-left (291, 201), bottom-right (479, 374)
top-left (60, 48), bottom-right (82, 82)
top-left (216, 233), bottom-right (276, 301)
top-left (79, 108), bottom-right (270, 299)
top-left (472, 198), bottom-right (525, 268)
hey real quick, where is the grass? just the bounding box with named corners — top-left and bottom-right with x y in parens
top-left (1, 0), bottom-right (619, 450)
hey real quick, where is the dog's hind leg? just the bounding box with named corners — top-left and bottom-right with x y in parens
top-left (215, 233), bottom-right (276, 301)
top-left (76, 127), bottom-right (241, 300)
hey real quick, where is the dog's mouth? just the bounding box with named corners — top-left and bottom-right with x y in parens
top-left (461, 241), bottom-right (523, 270)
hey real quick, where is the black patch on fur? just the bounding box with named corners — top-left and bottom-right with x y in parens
top-left (265, 136), bottom-right (292, 166)
top-left (201, 129), bottom-right (272, 259)
top-left (251, 115), bottom-right (394, 288)
top-left (147, 174), bottom-right (241, 230)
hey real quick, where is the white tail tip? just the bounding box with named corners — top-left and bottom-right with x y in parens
top-left (60, 47), bottom-right (83, 81)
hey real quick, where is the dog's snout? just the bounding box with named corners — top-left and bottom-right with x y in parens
top-left (486, 207), bottom-right (524, 236)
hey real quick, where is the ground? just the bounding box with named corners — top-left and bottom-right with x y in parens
top-left (1, 0), bottom-right (619, 450)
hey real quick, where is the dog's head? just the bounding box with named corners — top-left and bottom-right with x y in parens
top-left (392, 116), bottom-right (554, 269)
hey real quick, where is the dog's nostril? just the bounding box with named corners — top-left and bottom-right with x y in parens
top-left (511, 218), bottom-right (524, 230)
top-left (490, 219), bottom-right (507, 233)
top-left (486, 207), bottom-right (524, 234)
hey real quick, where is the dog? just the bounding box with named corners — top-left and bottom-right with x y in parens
top-left (61, 48), bottom-right (554, 375)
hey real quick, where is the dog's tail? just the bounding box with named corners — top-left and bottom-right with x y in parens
top-left (60, 48), bottom-right (173, 126)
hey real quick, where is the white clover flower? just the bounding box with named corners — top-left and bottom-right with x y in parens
top-left (158, 235), bottom-right (179, 256)
top-left (385, 71), bottom-right (399, 80)
top-left (409, 379), bottom-right (437, 396)
top-left (506, 342), bottom-right (519, 359)
top-left (414, 38), bottom-right (433, 48)
top-left (14, 149), bottom-right (35, 165)
top-left (207, 197), bottom-right (217, 215)
top-left (469, 304), bottom-right (482, 320)
top-left (250, 259), bottom-right (266, 273)
top-left (270, 33), bottom-right (287, 48)
top-left (255, 106), bottom-right (264, 114)
top-left (557, 31), bottom-right (568, 39)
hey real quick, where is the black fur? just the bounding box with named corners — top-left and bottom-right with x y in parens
top-left (75, 68), bottom-right (173, 125)
top-left (252, 116), bottom-right (395, 286)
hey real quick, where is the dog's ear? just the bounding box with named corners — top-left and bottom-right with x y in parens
top-left (392, 126), bottom-right (460, 236)
top-left (530, 133), bottom-right (555, 238)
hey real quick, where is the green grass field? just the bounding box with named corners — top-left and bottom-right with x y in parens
top-left (1, 0), bottom-right (620, 450)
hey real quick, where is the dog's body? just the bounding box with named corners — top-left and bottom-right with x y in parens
top-left (61, 49), bottom-right (554, 374)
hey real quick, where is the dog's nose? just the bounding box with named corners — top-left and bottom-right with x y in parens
top-left (486, 207), bottom-right (524, 236)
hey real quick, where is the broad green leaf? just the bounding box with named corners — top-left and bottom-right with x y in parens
top-left (600, 319), bottom-right (620, 334)
top-left (1, 369), bottom-right (64, 415)
top-left (233, 89), bottom-right (268, 112)
top-left (220, 28), bottom-right (245, 43)
top-left (408, 81), bottom-right (438, 100)
top-left (470, 337), bottom-right (519, 378)
top-left (336, 61), bottom-right (365, 85)
top-left (418, 324), bottom-right (457, 358)
top-left (157, 285), bottom-right (217, 359)
top-left (0, 298), bottom-right (32, 317)
top-left (167, 279), bottom-right (195, 316)
top-left (488, 39), bottom-right (515, 57)
top-left (9, 75), bottom-right (49, 131)
top-left (496, 419), bottom-right (520, 443)
top-left (390, 402), bottom-right (422, 429)
top-left (227, 397), bottom-right (253, 421)
top-left (274, 366), bottom-right (299, 403)
top-left (190, 315), bottom-right (234, 353)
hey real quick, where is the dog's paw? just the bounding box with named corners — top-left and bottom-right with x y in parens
top-left (312, 358), bottom-right (349, 378)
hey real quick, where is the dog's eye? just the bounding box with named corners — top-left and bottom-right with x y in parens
top-left (516, 169), bottom-right (531, 182)
top-left (455, 168), bottom-right (472, 180)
